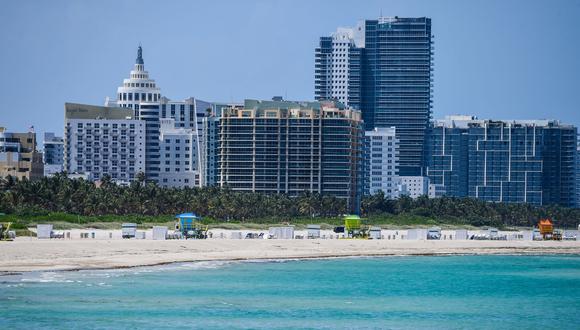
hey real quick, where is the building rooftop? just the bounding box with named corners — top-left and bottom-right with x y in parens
top-left (433, 115), bottom-right (573, 129)
top-left (65, 103), bottom-right (134, 120)
top-left (223, 99), bottom-right (361, 120)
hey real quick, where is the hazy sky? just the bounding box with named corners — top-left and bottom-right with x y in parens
top-left (1, 0), bottom-right (579, 139)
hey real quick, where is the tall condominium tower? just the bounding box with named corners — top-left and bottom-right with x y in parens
top-left (576, 144), bottom-right (580, 208)
top-left (425, 117), bottom-right (577, 207)
top-left (217, 99), bottom-right (364, 213)
top-left (316, 17), bottom-right (433, 176)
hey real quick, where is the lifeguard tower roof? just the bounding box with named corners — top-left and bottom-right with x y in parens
top-left (176, 213), bottom-right (201, 220)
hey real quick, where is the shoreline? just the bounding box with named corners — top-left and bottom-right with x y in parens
top-left (3, 252), bottom-right (578, 277)
top-left (1, 239), bottom-right (579, 274)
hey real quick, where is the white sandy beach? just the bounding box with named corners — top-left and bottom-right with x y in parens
top-left (1, 236), bottom-right (579, 273)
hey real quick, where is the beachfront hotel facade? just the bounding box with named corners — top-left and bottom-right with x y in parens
top-left (64, 103), bottom-right (146, 184)
top-left (0, 127), bottom-right (44, 181)
top-left (425, 116), bottom-right (578, 207)
top-left (102, 46), bottom-right (213, 187)
top-left (216, 98), bottom-right (364, 212)
top-left (316, 16), bottom-right (433, 177)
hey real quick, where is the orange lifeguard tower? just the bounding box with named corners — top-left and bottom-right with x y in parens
top-left (538, 219), bottom-right (554, 239)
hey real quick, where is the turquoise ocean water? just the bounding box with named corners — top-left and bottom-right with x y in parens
top-left (1, 255), bottom-right (579, 329)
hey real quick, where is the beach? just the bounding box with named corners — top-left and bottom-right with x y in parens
top-left (1, 236), bottom-right (579, 273)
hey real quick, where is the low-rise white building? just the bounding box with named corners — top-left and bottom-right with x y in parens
top-left (398, 176), bottom-right (430, 199)
top-left (64, 103), bottom-right (146, 184)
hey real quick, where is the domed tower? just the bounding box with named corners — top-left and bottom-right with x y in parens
top-left (107, 45), bottom-right (161, 117)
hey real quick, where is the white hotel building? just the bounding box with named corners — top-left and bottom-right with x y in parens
top-left (100, 46), bottom-right (210, 187)
top-left (64, 103), bottom-right (146, 184)
top-left (159, 118), bottom-right (199, 187)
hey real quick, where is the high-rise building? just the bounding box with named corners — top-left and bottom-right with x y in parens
top-left (201, 113), bottom-right (220, 187)
top-left (425, 117), bottom-right (577, 207)
top-left (105, 46), bottom-right (213, 186)
top-left (159, 118), bottom-right (199, 187)
top-left (138, 102), bottom-right (160, 182)
top-left (316, 17), bottom-right (433, 176)
top-left (64, 103), bottom-right (146, 184)
top-left (43, 132), bottom-right (64, 177)
top-left (200, 103), bottom-right (242, 187)
top-left (364, 127), bottom-right (399, 198)
top-left (576, 143), bottom-right (580, 208)
top-left (217, 99), bottom-right (364, 213)
top-left (0, 127), bottom-right (44, 180)
top-left (426, 115), bottom-right (473, 197)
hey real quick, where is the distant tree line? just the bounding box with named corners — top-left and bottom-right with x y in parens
top-left (0, 174), bottom-right (578, 227)
top-left (362, 191), bottom-right (580, 228)
top-left (0, 173), bottom-right (346, 221)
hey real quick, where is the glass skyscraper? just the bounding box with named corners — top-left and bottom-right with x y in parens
top-left (316, 17), bottom-right (433, 176)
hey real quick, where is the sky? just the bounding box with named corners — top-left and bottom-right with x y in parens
top-left (1, 0), bottom-right (579, 140)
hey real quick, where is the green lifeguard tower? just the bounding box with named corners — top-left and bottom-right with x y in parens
top-left (343, 215), bottom-right (368, 239)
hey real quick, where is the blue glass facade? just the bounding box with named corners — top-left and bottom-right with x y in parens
top-left (540, 126), bottom-right (577, 207)
top-left (468, 123), bottom-right (544, 205)
top-left (426, 119), bottom-right (577, 207)
top-left (360, 18), bottom-right (432, 176)
top-left (576, 145), bottom-right (580, 208)
top-left (316, 17), bottom-right (433, 177)
top-left (425, 126), bottom-right (469, 197)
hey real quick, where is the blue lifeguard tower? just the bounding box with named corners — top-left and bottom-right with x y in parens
top-left (175, 213), bottom-right (207, 239)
